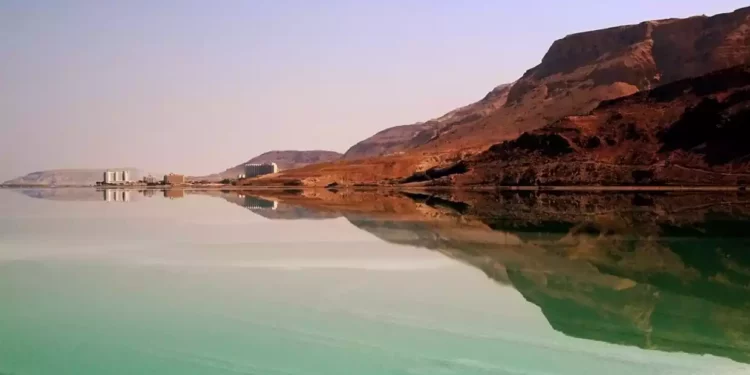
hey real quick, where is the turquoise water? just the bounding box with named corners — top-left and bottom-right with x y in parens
top-left (1, 189), bottom-right (749, 374)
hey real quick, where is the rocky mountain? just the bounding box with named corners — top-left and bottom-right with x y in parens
top-left (343, 84), bottom-right (512, 160)
top-left (456, 64), bottom-right (750, 186)
top-left (2, 168), bottom-right (141, 187)
top-left (194, 150), bottom-right (342, 181)
top-left (420, 5), bottom-right (750, 152)
top-left (262, 6), bottom-right (750, 186)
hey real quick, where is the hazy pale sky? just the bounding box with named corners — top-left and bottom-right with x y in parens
top-left (1, 0), bottom-right (747, 180)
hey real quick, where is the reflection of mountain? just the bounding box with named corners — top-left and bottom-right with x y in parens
top-left (17, 188), bottom-right (106, 201)
top-left (13, 187), bottom-right (750, 362)
top-left (256, 189), bottom-right (750, 364)
top-left (17, 188), bottom-right (143, 202)
top-left (251, 205), bottom-right (341, 221)
top-left (196, 190), bottom-right (340, 220)
top-left (16, 188), bottom-right (167, 202)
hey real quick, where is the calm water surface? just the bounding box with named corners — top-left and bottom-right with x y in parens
top-left (1, 188), bottom-right (749, 375)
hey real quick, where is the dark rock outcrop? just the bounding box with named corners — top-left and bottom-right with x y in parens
top-left (461, 64), bottom-right (750, 186)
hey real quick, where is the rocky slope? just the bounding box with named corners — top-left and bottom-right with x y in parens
top-left (343, 84), bottom-right (511, 160)
top-left (2, 168), bottom-right (142, 186)
top-left (194, 150), bottom-right (342, 181)
top-left (457, 64), bottom-right (750, 186)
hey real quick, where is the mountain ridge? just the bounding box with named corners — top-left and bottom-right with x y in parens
top-left (257, 5), bottom-right (750, 186)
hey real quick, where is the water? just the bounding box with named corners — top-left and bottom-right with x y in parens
top-left (1, 188), bottom-right (750, 374)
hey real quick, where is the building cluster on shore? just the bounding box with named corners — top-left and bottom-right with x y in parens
top-left (99, 162), bottom-right (279, 187)
top-left (99, 170), bottom-right (186, 186)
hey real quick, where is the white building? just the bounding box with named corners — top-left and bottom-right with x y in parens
top-left (103, 170), bottom-right (131, 184)
top-left (244, 163), bottom-right (278, 178)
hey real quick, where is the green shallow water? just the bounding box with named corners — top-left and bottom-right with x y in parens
top-left (1, 189), bottom-right (749, 375)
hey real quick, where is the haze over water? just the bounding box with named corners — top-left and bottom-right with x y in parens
top-left (1, 188), bottom-right (749, 374)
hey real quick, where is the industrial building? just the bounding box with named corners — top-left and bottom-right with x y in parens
top-left (163, 174), bottom-right (185, 185)
top-left (103, 170), bottom-right (131, 184)
top-left (244, 163), bottom-right (278, 178)
top-left (102, 189), bottom-right (131, 202)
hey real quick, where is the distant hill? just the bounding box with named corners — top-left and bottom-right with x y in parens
top-left (2, 168), bottom-right (142, 187)
top-left (193, 150), bottom-right (342, 181)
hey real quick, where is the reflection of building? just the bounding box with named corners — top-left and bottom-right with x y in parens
top-left (142, 189), bottom-right (156, 198)
top-left (244, 163), bottom-right (278, 178)
top-left (103, 170), bottom-right (131, 184)
top-left (103, 189), bottom-right (131, 202)
top-left (163, 174), bottom-right (185, 185)
top-left (164, 189), bottom-right (185, 199)
top-left (243, 196), bottom-right (278, 210)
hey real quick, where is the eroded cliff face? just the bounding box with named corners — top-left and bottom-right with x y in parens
top-left (459, 64), bottom-right (750, 186)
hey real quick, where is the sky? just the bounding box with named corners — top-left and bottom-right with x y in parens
top-left (1, 0), bottom-right (748, 181)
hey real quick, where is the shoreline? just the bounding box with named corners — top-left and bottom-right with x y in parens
top-left (2, 184), bottom-right (747, 192)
